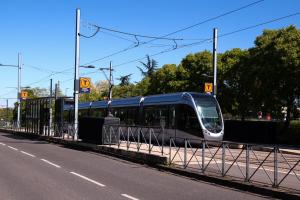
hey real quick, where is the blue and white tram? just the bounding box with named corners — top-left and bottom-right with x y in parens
top-left (64, 92), bottom-right (224, 141)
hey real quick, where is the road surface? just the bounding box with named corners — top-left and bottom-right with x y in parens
top-left (0, 132), bottom-right (268, 200)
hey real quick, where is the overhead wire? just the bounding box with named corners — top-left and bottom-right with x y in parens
top-left (5, 0), bottom-right (266, 89)
top-left (80, 0), bottom-right (265, 66)
top-left (114, 11), bottom-right (300, 68)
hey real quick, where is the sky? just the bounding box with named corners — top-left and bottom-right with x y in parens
top-left (0, 0), bottom-right (299, 107)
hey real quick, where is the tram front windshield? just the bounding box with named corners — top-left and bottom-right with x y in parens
top-left (194, 96), bottom-right (222, 133)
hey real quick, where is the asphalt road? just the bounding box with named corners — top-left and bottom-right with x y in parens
top-left (0, 132), bottom-right (269, 200)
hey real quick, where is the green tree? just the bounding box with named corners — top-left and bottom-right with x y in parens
top-left (117, 74), bottom-right (132, 86)
top-left (218, 48), bottom-right (250, 118)
top-left (148, 64), bottom-right (187, 94)
top-left (137, 55), bottom-right (158, 78)
top-left (180, 50), bottom-right (213, 92)
top-left (249, 25), bottom-right (300, 125)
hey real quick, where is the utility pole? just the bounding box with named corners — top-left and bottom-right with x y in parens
top-left (109, 61), bottom-right (113, 100)
top-left (49, 79), bottom-right (53, 136)
top-left (17, 53), bottom-right (21, 128)
top-left (213, 28), bottom-right (218, 98)
top-left (54, 83), bottom-right (57, 99)
top-left (74, 8), bottom-right (80, 141)
top-left (6, 99), bottom-right (9, 125)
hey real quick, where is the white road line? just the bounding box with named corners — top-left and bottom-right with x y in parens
top-left (21, 151), bottom-right (36, 157)
top-left (41, 159), bottom-right (61, 168)
top-left (0, 142), bottom-right (6, 146)
top-left (121, 194), bottom-right (139, 200)
top-left (70, 172), bottom-right (106, 187)
top-left (7, 146), bottom-right (18, 151)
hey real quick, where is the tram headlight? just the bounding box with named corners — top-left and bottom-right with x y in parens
top-left (203, 129), bottom-right (210, 136)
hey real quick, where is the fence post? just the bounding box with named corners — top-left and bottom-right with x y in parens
top-left (273, 147), bottom-right (278, 187)
top-left (127, 127), bottom-right (130, 150)
top-left (222, 142), bottom-right (226, 176)
top-left (162, 127), bottom-right (164, 156)
top-left (109, 126), bottom-right (112, 147)
top-left (169, 138), bottom-right (172, 165)
top-left (202, 140), bottom-right (205, 172)
top-left (118, 127), bottom-right (121, 148)
top-left (246, 144), bottom-right (250, 182)
top-left (137, 127), bottom-right (140, 151)
top-left (149, 128), bottom-right (152, 154)
top-left (184, 138), bottom-right (187, 168)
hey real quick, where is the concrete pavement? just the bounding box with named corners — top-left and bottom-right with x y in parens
top-left (0, 131), bottom-right (269, 200)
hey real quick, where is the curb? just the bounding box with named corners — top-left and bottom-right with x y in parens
top-left (1, 129), bottom-right (299, 199)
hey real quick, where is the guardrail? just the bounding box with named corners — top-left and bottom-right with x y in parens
top-left (102, 125), bottom-right (165, 155)
top-left (103, 125), bottom-right (300, 191)
top-left (169, 137), bottom-right (299, 190)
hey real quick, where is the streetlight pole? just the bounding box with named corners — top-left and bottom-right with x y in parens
top-left (0, 53), bottom-right (22, 128)
top-left (17, 53), bottom-right (21, 127)
top-left (74, 8), bottom-right (80, 141)
top-left (213, 28), bottom-right (218, 98)
top-left (109, 61), bottom-right (113, 100)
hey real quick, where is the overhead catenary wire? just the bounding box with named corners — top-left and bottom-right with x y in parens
top-left (11, 8), bottom-right (297, 91)
top-left (114, 11), bottom-right (300, 68)
top-left (80, 0), bottom-right (265, 66)
top-left (4, 0), bottom-right (267, 90)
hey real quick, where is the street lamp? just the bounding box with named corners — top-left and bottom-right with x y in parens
top-left (80, 65), bottom-right (95, 69)
top-left (81, 63), bottom-right (114, 101)
top-left (99, 62), bottom-right (113, 101)
top-left (0, 53), bottom-right (22, 127)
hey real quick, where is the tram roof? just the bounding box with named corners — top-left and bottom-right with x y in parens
top-left (110, 96), bottom-right (141, 107)
top-left (73, 92), bottom-right (211, 110)
top-left (78, 102), bottom-right (92, 109)
top-left (142, 92), bottom-right (208, 106)
top-left (91, 100), bottom-right (108, 108)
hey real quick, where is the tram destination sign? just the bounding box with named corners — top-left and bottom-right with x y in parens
top-left (79, 77), bottom-right (91, 94)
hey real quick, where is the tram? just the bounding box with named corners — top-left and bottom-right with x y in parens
top-left (63, 92), bottom-right (224, 141)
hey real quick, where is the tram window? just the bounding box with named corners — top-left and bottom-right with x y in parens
top-left (127, 107), bottom-right (138, 125)
top-left (79, 109), bottom-right (89, 118)
top-left (63, 110), bottom-right (70, 122)
top-left (169, 106), bottom-right (175, 128)
top-left (144, 106), bottom-right (169, 127)
top-left (90, 108), bottom-right (105, 118)
top-left (177, 104), bottom-right (201, 134)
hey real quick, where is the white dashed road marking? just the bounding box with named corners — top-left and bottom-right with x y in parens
top-left (121, 194), bottom-right (140, 200)
top-left (70, 172), bottom-right (106, 187)
top-left (21, 151), bottom-right (36, 157)
top-left (8, 146), bottom-right (18, 151)
top-left (41, 159), bottom-right (61, 168)
top-left (0, 142), bottom-right (6, 146)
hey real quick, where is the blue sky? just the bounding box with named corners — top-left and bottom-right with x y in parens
top-left (0, 0), bottom-right (299, 107)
